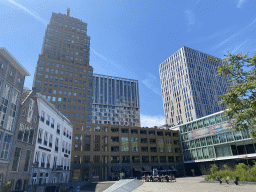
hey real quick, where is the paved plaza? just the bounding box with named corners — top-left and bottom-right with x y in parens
top-left (133, 176), bottom-right (256, 192)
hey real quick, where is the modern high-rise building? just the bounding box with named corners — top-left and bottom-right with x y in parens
top-left (92, 74), bottom-right (140, 127)
top-left (33, 9), bottom-right (93, 126)
top-left (159, 46), bottom-right (230, 127)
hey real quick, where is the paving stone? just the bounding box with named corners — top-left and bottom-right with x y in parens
top-left (133, 176), bottom-right (256, 192)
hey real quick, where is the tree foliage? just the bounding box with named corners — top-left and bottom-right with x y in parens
top-left (217, 52), bottom-right (256, 136)
top-left (0, 181), bottom-right (12, 192)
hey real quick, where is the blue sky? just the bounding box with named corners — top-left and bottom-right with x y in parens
top-left (1, 0), bottom-right (256, 127)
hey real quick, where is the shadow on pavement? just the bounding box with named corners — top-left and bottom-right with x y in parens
top-left (80, 181), bottom-right (115, 192)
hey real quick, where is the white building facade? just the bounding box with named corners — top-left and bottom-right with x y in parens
top-left (159, 46), bottom-right (230, 127)
top-left (31, 93), bottom-right (73, 185)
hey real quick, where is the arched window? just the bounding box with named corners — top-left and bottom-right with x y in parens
top-left (15, 179), bottom-right (22, 191)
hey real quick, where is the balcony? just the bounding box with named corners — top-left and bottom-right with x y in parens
top-left (40, 117), bottom-right (45, 122)
top-left (55, 146), bottom-right (58, 152)
top-left (44, 140), bottom-right (47, 146)
top-left (49, 142), bottom-right (52, 147)
top-left (38, 138), bottom-right (42, 144)
top-left (57, 165), bottom-right (63, 170)
top-left (46, 120), bottom-right (50, 125)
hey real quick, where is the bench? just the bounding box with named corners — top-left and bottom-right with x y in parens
top-left (170, 175), bottom-right (176, 182)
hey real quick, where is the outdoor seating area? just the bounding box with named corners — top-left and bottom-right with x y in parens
top-left (142, 175), bottom-right (176, 182)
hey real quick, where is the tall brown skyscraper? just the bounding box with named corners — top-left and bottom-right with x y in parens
top-left (33, 9), bottom-right (93, 127)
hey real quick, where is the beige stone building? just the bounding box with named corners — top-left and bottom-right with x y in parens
top-left (71, 124), bottom-right (183, 181)
top-left (0, 48), bottom-right (30, 187)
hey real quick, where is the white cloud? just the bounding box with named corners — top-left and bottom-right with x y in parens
top-left (230, 40), bottom-right (247, 54)
top-left (185, 10), bottom-right (195, 26)
top-left (90, 47), bottom-right (120, 69)
top-left (140, 114), bottom-right (165, 128)
top-left (5, 0), bottom-right (47, 25)
top-left (211, 17), bottom-right (256, 51)
top-left (237, 0), bottom-right (246, 9)
top-left (142, 73), bottom-right (162, 96)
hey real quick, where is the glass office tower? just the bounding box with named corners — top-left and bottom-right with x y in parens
top-left (92, 74), bottom-right (140, 127)
top-left (159, 46), bottom-right (230, 127)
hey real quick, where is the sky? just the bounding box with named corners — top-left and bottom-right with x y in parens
top-left (1, 0), bottom-right (256, 127)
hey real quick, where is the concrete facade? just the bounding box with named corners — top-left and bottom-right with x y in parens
top-left (92, 74), bottom-right (140, 127)
top-left (159, 46), bottom-right (230, 127)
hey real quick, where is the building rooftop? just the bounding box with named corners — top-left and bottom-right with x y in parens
top-left (0, 48), bottom-right (30, 76)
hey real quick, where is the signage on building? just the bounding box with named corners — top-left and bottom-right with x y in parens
top-left (188, 122), bottom-right (230, 140)
top-left (207, 55), bottom-right (218, 62)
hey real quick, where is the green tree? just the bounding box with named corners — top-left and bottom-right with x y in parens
top-left (217, 52), bottom-right (256, 135)
top-left (0, 181), bottom-right (12, 192)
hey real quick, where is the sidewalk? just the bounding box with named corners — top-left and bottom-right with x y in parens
top-left (133, 176), bottom-right (256, 192)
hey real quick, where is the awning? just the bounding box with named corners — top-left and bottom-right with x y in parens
top-left (172, 168), bottom-right (178, 171)
top-left (143, 165), bottom-right (152, 171)
top-left (122, 166), bottom-right (131, 172)
top-left (111, 166), bottom-right (122, 172)
top-left (161, 165), bottom-right (169, 170)
top-left (152, 165), bottom-right (160, 170)
top-left (133, 166), bottom-right (142, 171)
top-left (169, 166), bottom-right (178, 171)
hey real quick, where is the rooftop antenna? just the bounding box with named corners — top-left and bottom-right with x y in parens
top-left (67, 8), bottom-right (70, 16)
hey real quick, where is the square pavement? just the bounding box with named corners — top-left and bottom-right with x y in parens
top-left (133, 176), bottom-right (256, 192)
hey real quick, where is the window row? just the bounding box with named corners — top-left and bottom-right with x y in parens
top-left (34, 151), bottom-right (70, 170)
top-left (73, 155), bottom-right (182, 164)
top-left (38, 60), bottom-right (90, 72)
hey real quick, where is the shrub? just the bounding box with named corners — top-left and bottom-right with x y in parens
top-left (205, 162), bottom-right (256, 182)
top-left (0, 181), bottom-right (12, 192)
